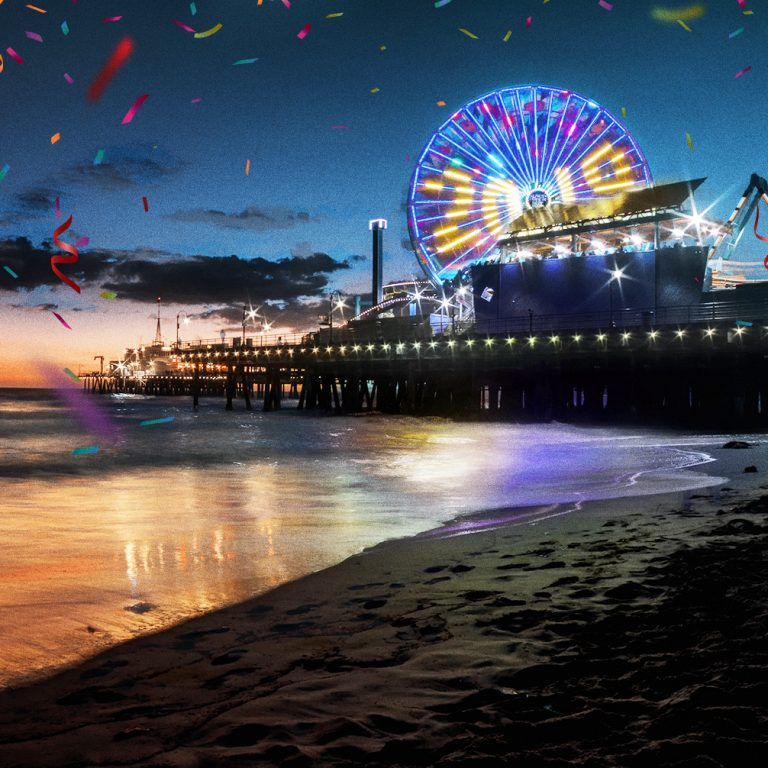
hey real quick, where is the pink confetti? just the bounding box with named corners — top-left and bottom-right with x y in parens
top-left (25, 31), bottom-right (44, 42)
top-left (52, 311), bottom-right (72, 329)
top-left (297, 23), bottom-right (311, 39)
top-left (598, 0), bottom-right (613, 10)
top-left (735, 65), bottom-right (752, 78)
top-left (6, 47), bottom-right (23, 64)
top-left (75, 236), bottom-right (89, 247)
top-left (121, 93), bottom-right (149, 124)
top-left (331, 124), bottom-right (348, 129)
top-left (191, 97), bottom-right (202, 103)
top-left (63, 72), bottom-right (73, 84)
top-left (173, 20), bottom-right (196, 33)
top-left (281, 0), bottom-right (291, 7)
top-left (738, 0), bottom-right (746, 8)
top-left (526, 16), bottom-right (532, 28)
top-left (101, 16), bottom-right (122, 23)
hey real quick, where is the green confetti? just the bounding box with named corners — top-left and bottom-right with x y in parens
top-left (73, 446), bottom-right (99, 456)
top-left (139, 416), bottom-right (176, 427)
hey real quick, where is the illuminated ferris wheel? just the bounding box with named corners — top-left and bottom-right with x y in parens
top-left (407, 84), bottom-right (653, 285)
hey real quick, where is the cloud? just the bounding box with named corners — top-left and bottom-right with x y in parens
top-left (167, 205), bottom-right (319, 231)
top-left (0, 237), bottom-right (350, 308)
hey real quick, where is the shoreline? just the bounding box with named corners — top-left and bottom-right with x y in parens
top-left (0, 444), bottom-right (766, 764)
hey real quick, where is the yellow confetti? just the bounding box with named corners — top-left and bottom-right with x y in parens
top-left (379, 44), bottom-right (386, 51)
top-left (326, 12), bottom-right (343, 18)
top-left (744, 9), bottom-right (754, 13)
top-left (503, 30), bottom-right (512, 42)
top-left (436, 100), bottom-right (446, 106)
top-left (677, 19), bottom-right (692, 31)
top-left (50, 132), bottom-right (60, 144)
top-left (370, 87), bottom-right (380, 93)
top-left (458, 28), bottom-right (479, 39)
top-left (651, 4), bottom-right (705, 23)
top-left (686, 132), bottom-right (693, 150)
top-left (194, 22), bottom-right (223, 38)
top-left (621, 106), bottom-right (627, 119)
top-left (245, 158), bottom-right (250, 176)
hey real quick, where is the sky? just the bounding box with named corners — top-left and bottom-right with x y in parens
top-left (1, 0), bottom-right (767, 386)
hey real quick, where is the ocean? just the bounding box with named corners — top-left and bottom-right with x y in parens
top-left (0, 387), bottom-right (731, 687)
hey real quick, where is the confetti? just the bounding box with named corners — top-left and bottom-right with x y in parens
top-left (26, 4), bottom-right (47, 12)
top-left (52, 311), bottom-right (72, 329)
top-left (142, 196), bottom-right (149, 212)
top-left (51, 214), bottom-right (80, 293)
top-left (503, 30), bottom-right (512, 42)
top-left (735, 65), bottom-right (752, 77)
top-left (621, 106), bottom-right (627, 119)
top-left (677, 19), bottom-right (692, 31)
top-left (297, 23), bottom-right (311, 39)
top-left (101, 16), bottom-right (122, 23)
top-left (75, 236), bottom-right (89, 247)
top-left (61, 20), bottom-right (69, 35)
top-left (755, 203), bottom-right (768, 242)
top-left (743, 10), bottom-right (753, 14)
top-left (174, 20), bottom-right (196, 32)
top-left (436, 100), bottom-right (446, 107)
top-left (190, 2), bottom-right (197, 14)
top-left (88, 35), bottom-right (134, 102)
top-left (100, 290), bottom-right (117, 299)
top-left (331, 124), bottom-right (348, 129)
top-left (379, 45), bottom-right (386, 51)
top-left (64, 72), bottom-right (73, 84)
top-left (0, 163), bottom-right (9, 181)
top-left (25, 31), bottom-right (43, 42)
top-left (526, 16), bottom-right (532, 28)
top-left (191, 97), bottom-right (202, 103)
top-left (650, 4), bottom-right (705, 23)
top-left (686, 131), bottom-right (693, 149)
top-left (370, 87), bottom-right (380, 93)
top-left (121, 93), bottom-right (149, 124)
top-left (0, 53), bottom-right (3, 73)
top-left (326, 12), bottom-right (343, 18)
top-left (245, 158), bottom-right (250, 176)
top-left (139, 416), bottom-right (175, 426)
top-left (72, 446), bottom-right (99, 456)
top-left (233, 58), bottom-right (258, 65)
top-left (93, 148), bottom-right (104, 165)
top-left (434, 0), bottom-right (452, 7)
top-left (55, 195), bottom-right (60, 218)
top-left (458, 28), bottom-right (478, 39)
top-left (6, 47), bottom-right (23, 65)
top-left (598, 0), bottom-right (613, 10)
top-left (194, 23), bottom-right (223, 38)
top-left (738, 0), bottom-right (746, 8)
top-left (51, 132), bottom-right (61, 144)
top-left (63, 367), bottom-right (80, 382)
top-left (729, 27), bottom-right (744, 38)
top-left (281, 0), bottom-right (291, 7)
top-left (3, 265), bottom-right (18, 278)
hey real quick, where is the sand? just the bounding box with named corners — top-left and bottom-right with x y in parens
top-left (1, 442), bottom-right (767, 767)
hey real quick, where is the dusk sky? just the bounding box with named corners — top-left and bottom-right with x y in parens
top-left (1, 0), bottom-right (766, 386)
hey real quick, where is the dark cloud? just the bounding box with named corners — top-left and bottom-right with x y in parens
top-left (0, 237), bottom-right (350, 308)
top-left (101, 252), bottom-right (349, 304)
top-left (167, 206), bottom-right (319, 231)
top-left (60, 149), bottom-right (185, 191)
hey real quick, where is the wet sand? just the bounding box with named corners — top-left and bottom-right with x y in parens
top-left (1, 447), bottom-right (767, 766)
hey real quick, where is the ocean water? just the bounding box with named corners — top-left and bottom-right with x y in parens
top-left (0, 387), bottom-right (729, 687)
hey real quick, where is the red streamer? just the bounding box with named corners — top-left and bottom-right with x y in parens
top-left (51, 214), bottom-right (80, 293)
top-left (754, 201), bottom-right (768, 243)
top-left (88, 36), bottom-right (134, 102)
top-left (142, 195), bottom-right (149, 212)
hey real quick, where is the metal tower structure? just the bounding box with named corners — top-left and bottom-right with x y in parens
top-left (153, 297), bottom-right (163, 346)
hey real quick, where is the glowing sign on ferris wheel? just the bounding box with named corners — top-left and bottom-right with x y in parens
top-left (407, 84), bottom-right (654, 284)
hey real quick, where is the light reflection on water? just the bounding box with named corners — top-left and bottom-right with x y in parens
top-left (0, 391), bottom-right (728, 686)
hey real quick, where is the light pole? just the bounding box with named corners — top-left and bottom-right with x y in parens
top-left (609, 268), bottom-right (623, 328)
top-left (328, 291), bottom-right (345, 344)
top-left (176, 312), bottom-right (190, 348)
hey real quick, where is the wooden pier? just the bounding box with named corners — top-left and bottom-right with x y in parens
top-left (81, 318), bottom-right (768, 429)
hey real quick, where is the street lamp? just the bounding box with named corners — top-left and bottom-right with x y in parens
top-left (329, 291), bottom-right (346, 344)
top-left (609, 267), bottom-right (624, 328)
top-left (176, 312), bottom-right (191, 348)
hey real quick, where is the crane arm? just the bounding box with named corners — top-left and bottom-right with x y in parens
top-left (708, 173), bottom-right (768, 262)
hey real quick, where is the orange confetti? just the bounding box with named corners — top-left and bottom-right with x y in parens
top-left (245, 158), bottom-right (250, 176)
top-left (50, 132), bottom-right (61, 144)
top-left (436, 100), bottom-right (446, 106)
top-left (26, 4), bottom-right (47, 12)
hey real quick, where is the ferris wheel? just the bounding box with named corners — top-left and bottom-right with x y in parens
top-left (407, 84), bottom-right (653, 285)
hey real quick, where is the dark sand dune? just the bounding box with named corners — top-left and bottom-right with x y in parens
top-left (1, 492), bottom-right (768, 767)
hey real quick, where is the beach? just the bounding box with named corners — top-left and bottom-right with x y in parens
top-left (0, 440), bottom-right (766, 766)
